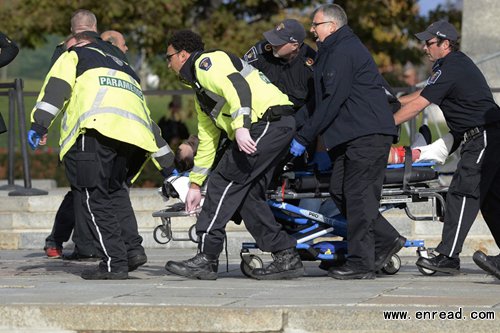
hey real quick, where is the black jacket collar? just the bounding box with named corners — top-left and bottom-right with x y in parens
top-left (317, 25), bottom-right (353, 51)
top-left (179, 51), bottom-right (203, 85)
top-left (433, 50), bottom-right (458, 70)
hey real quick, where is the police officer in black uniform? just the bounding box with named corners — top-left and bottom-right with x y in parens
top-left (394, 20), bottom-right (500, 277)
top-left (243, 19), bottom-right (319, 172)
top-left (243, 19), bottom-right (315, 112)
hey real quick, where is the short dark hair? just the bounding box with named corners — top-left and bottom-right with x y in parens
top-left (436, 37), bottom-right (460, 52)
top-left (174, 135), bottom-right (199, 172)
top-left (167, 30), bottom-right (204, 53)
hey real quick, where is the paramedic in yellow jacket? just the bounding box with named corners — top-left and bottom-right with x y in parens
top-left (164, 30), bottom-right (303, 280)
top-left (28, 34), bottom-right (174, 280)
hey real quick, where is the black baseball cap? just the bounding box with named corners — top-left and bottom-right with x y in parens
top-left (263, 19), bottom-right (306, 46)
top-left (415, 20), bottom-right (459, 41)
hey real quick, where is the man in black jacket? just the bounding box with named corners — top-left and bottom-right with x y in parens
top-left (0, 32), bottom-right (19, 68)
top-left (0, 31), bottom-right (19, 134)
top-left (290, 4), bottom-right (405, 280)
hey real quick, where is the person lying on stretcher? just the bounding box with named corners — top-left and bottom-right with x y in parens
top-left (387, 130), bottom-right (456, 165)
top-left (170, 127), bottom-right (458, 193)
top-left (290, 125), bottom-right (458, 174)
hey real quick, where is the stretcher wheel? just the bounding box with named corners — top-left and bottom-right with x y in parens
top-left (381, 254), bottom-right (401, 275)
top-left (188, 224), bottom-right (198, 243)
top-left (417, 253), bottom-right (437, 276)
top-left (153, 225), bottom-right (171, 244)
top-left (240, 255), bottom-right (263, 278)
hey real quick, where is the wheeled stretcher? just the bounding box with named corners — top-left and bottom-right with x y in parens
top-left (152, 153), bottom-right (448, 276)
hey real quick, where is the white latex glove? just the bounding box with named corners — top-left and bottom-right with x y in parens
top-left (185, 186), bottom-right (202, 214)
top-left (415, 132), bottom-right (454, 165)
top-left (235, 127), bottom-right (256, 154)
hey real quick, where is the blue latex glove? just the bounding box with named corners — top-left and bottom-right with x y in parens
top-left (160, 166), bottom-right (175, 178)
top-left (309, 151), bottom-right (332, 171)
top-left (171, 168), bottom-right (180, 176)
top-left (27, 130), bottom-right (41, 150)
top-left (290, 138), bottom-right (306, 157)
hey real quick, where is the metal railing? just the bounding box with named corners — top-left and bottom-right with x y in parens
top-left (0, 78), bottom-right (47, 196)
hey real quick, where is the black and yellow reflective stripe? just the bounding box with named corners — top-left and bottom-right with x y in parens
top-left (60, 107), bottom-right (154, 151)
top-left (192, 166), bottom-right (210, 176)
top-left (152, 145), bottom-right (173, 158)
top-left (35, 101), bottom-right (59, 116)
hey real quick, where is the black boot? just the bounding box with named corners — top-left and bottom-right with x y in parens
top-left (251, 247), bottom-right (304, 280)
top-left (128, 254), bottom-right (148, 272)
top-left (416, 253), bottom-right (460, 274)
top-left (473, 251), bottom-right (500, 279)
top-left (419, 124), bottom-right (432, 145)
top-left (165, 253), bottom-right (219, 280)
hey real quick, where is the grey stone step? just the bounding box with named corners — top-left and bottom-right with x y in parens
top-left (0, 179), bottom-right (58, 191)
top-left (0, 187), bottom-right (497, 257)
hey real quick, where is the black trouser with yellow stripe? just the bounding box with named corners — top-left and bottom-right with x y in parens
top-left (196, 115), bottom-right (297, 256)
top-left (63, 130), bottom-right (145, 272)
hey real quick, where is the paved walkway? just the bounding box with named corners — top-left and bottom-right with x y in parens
top-left (0, 249), bottom-right (499, 332)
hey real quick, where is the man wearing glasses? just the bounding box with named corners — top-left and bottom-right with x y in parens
top-left (163, 30), bottom-right (303, 280)
top-left (289, 4), bottom-right (403, 280)
top-left (394, 20), bottom-right (500, 279)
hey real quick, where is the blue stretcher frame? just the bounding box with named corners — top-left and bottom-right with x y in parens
top-left (241, 199), bottom-right (425, 263)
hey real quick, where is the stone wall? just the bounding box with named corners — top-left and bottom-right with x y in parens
top-left (462, 0), bottom-right (500, 102)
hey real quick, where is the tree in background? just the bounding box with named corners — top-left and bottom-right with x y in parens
top-left (0, 0), bottom-right (462, 87)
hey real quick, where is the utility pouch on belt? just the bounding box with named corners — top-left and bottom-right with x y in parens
top-left (262, 105), bottom-right (295, 122)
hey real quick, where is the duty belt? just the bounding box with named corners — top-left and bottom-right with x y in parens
top-left (261, 105), bottom-right (295, 122)
top-left (463, 127), bottom-right (482, 143)
top-left (463, 121), bottom-right (500, 143)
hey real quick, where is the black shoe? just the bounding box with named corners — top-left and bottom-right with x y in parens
top-left (328, 264), bottom-right (375, 280)
top-left (128, 254), bottom-right (148, 272)
top-left (81, 268), bottom-right (128, 280)
top-left (165, 253), bottom-right (219, 280)
top-left (416, 253), bottom-right (460, 274)
top-left (375, 236), bottom-right (407, 271)
top-left (419, 124), bottom-right (432, 145)
top-left (63, 251), bottom-right (99, 261)
top-left (473, 250), bottom-right (500, 279)
top-left (251, 247), bottom-right (304, 280)
top-left (318, 257), bottom-right (346, 271)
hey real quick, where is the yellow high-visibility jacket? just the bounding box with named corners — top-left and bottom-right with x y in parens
top-left (180, 50), bottom-right (292, 186)
top-left (30, 43), bottom-right (173, 177)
